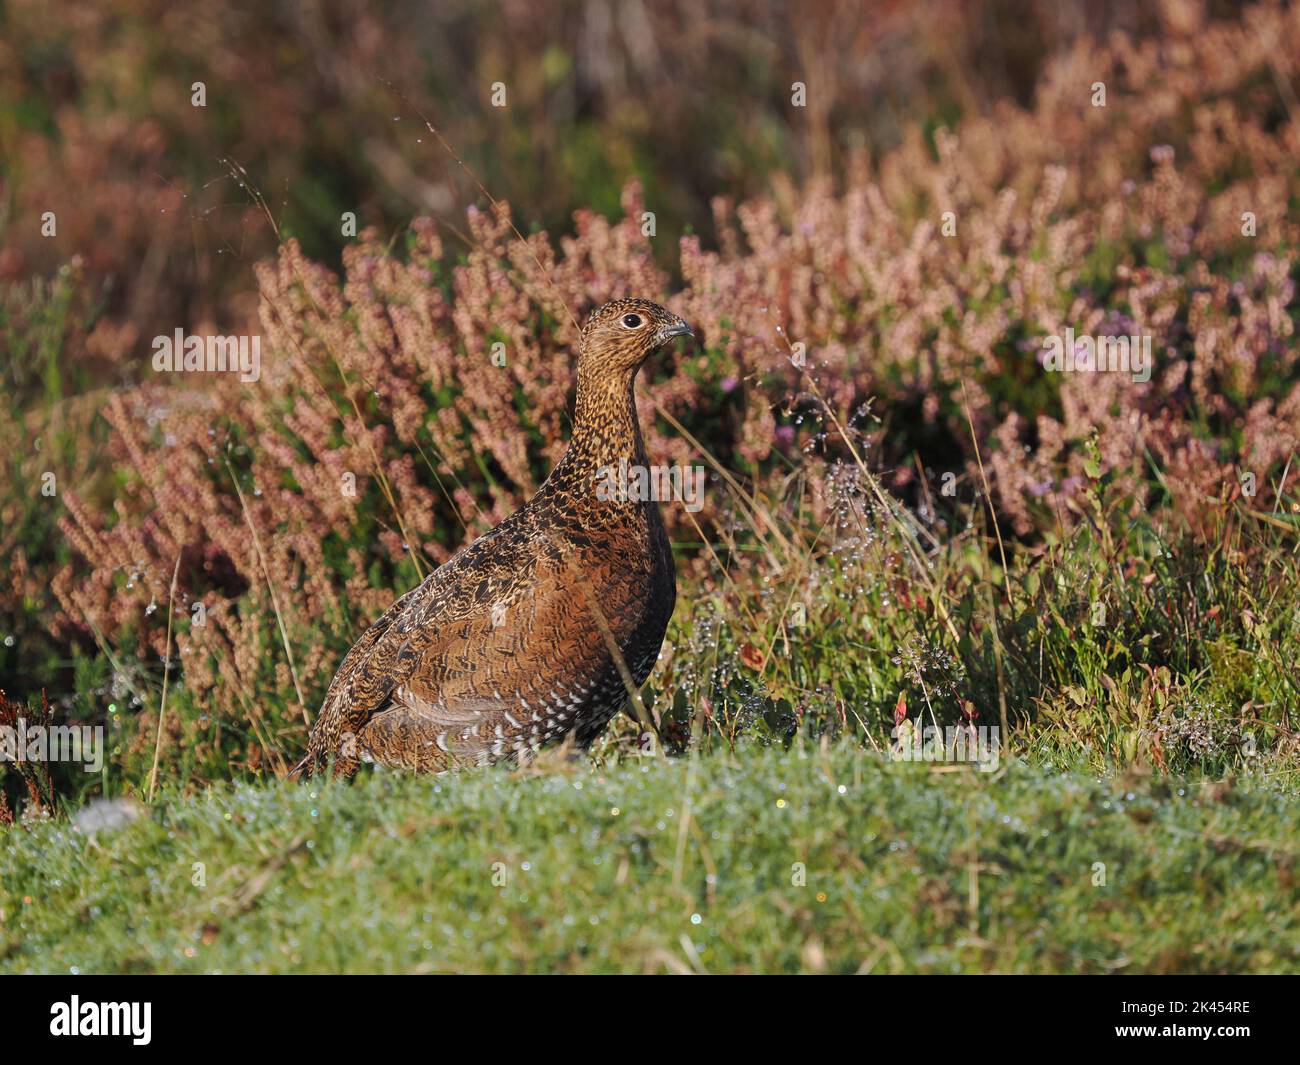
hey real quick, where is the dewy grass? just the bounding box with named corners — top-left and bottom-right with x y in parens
top-left (2, 745), bottom-right (1296, 974)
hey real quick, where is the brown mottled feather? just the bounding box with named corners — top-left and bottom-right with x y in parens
top-left (294, 298), bottom-right (689, 777)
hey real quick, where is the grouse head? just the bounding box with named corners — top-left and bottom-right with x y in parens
top-left (578, 297), bottom-right (692, 382)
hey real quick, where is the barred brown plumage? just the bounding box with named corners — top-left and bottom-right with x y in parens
top-left (293, 298), bottom-right (691, 777)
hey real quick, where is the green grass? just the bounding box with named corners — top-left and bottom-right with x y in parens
top-left (3, 744), bottom-right (1297, 974)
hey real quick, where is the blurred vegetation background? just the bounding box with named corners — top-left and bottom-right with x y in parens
top-left (2, 0), bottom-right (1191, 352)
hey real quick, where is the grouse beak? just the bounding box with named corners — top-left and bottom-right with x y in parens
top-left (656, 318), bottom-right (694, 346)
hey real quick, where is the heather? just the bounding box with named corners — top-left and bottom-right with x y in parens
top-left (0, 0), bottom-right (1182, 347)
top-left (1, 0), bottom-right (1298, 974)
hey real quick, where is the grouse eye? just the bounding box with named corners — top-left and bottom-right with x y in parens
top-left (621, 313), bottom-right (643, 328)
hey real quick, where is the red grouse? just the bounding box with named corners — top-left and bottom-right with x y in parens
top-left (295, 298), bottom-right (691, 777)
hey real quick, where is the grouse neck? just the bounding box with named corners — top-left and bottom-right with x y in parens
top-left (552, 372), bottom-right (649, 490)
